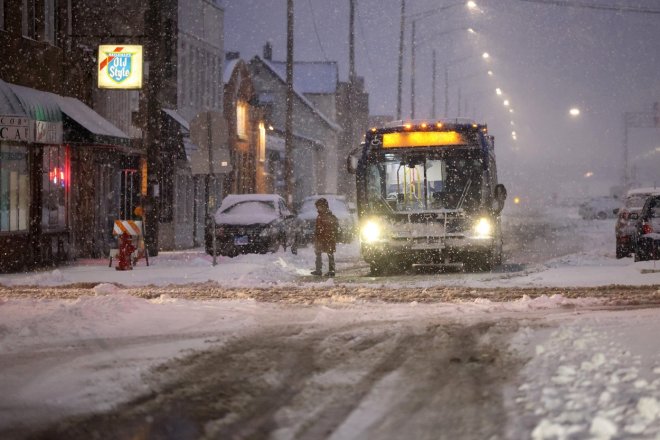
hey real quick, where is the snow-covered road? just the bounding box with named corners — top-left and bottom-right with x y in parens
top-left (1, 206), bottom-right (660, 439)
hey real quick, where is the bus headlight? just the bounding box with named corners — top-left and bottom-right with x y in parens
top-left (361, 220), bottom-right (382, 243)
top-left (473, 217), bottom-right (493, 238)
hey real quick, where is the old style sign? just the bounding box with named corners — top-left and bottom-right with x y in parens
top-left (98, 45), bottom-right (143, 89)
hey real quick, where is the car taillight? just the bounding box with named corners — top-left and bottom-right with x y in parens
top-left (642, 223), bottom-right (653, 234)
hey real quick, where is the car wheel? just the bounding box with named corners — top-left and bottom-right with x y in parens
top-left (597, 211), bottom-right (608, 220)
top-left (616, 243), bottom-right (629, 259)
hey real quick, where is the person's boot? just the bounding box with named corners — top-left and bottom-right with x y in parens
top-left (310, 270), bottom-right (322, 276)
top-left (325, 253), bottom-right (335, 277)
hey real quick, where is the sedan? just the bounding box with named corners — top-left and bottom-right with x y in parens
top-left (205, 194), bottom-right (299, 257)
top-left (633, 195), bottom-right (660, 262)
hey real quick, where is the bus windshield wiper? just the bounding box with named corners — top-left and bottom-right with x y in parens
top-left (457, 179), bottom-right (472, 211)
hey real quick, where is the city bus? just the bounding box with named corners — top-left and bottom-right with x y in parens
top-left (348, 119), bottom-right (507, 275)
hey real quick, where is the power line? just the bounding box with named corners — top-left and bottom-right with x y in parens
top-left (308, 0), bottom-right (329, 61)
top-left (518, 0), bottom-right (660, 14)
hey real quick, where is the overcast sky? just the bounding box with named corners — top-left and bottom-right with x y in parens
top-left (224, 0), bottom-right (660, 199)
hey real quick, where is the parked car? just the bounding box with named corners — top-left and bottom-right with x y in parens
top-left (296, 194), bottom-right (356, 245)
top-left (205, 194), bottom-right (299, 257)
top-left (615, 187), bottom-right (660, 258)
top-left (633, 195), bottom-right (660, 262)
top-left (578, 196), bottom-right (620, 220)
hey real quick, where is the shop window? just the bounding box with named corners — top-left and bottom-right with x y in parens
top-left (0, 143), bottom-right (30, 232)
top-left (42, 145), bottom-right (68, 231)
top-left (237, 101), bottom-right (248, 139)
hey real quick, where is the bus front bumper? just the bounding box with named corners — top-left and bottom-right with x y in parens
top-left (361, 235), bottom-right (495, 264)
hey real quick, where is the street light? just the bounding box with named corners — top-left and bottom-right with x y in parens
top-left (397, 1), bottom-right (478, 119)
top-left (413, 27), bottom-right (476, 118)
top-left (569, 107), bottom-right (581, 116)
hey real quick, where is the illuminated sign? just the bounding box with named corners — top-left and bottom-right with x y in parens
top-left (49, 167), bottom-right (67, 187)
top-left (98, 45), bottom-right (143, 89)
top-left (382, 131), bottom-right (466, 148)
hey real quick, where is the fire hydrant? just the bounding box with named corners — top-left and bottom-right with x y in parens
top-left (116, 232), bottom-right (136, 271)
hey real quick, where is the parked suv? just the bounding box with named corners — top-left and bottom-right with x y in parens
top-left (615, 188), bottom-right (660, 258)
top-left (633, 195), bottom-right (660, 262)
top-left (205, 194), bottom-right (299, 257)
top-left (296, 194), bottom-right (356, 245)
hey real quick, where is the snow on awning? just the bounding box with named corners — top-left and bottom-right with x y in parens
top-left (8, 83), bottom-right (62, 123)
top-left (162, 108), bottom-right (190, 133)
top-left (53, 95), bottom-right (130, 146)
top-left (0, 79), bottom-right (27, 116)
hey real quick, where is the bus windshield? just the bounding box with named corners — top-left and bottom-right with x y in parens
top-left (365, 151), bottom-right (484, 214)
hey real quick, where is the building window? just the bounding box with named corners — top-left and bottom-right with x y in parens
top-left (0, 0), bottom-right (6, 31)
top-left (0, 143), bottom-right (30, 232)
top-left (42, 145), bottom-right (68, 230)
top-left (22, 0), bottom-right (36, 39)
top-left (258, 122), bottom-right (266, 162)
top-left (236, 101), bottom-right (248, 139)
top-left (43, 0), bottom-right (55, 43)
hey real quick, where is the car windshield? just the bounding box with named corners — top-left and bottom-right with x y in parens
top-left (627, 195), bottom-right (654, 209)
top-left (222, 201), bottom-right (276, 216)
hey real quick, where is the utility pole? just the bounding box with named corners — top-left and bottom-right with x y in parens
top-left (431, 49), bottom-right (436, 119)
top-left (144, 0), bottom-right (162, 256)
top-left (396, 0), bottom-right (405, 120)
top-left (410, 20), bottom-right (416, 119)
top-left (444, 65), bottom-right (449, 116)
top-left (285, 0), bottom-right (294, 207)
top-left (344, 0), bottom-right (356, 198)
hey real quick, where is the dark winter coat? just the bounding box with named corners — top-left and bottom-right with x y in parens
top-left (314, 209), bottom-right (338, 253)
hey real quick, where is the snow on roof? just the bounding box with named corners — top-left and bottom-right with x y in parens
top-left (223, 58), bottom-right (241, 84)
top-left (627, 187), bottom-right (660, 196)
top-left (269, 61), bottom-right (338, 94)
top-left (253, 57), bottom-right (341, 132)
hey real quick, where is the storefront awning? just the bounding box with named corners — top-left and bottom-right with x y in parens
top-left (8, 83), bottom-right (63, 144)
top-left (0, 80), bottom-right (27, 116)
top-left (53, 95), bottom-right (130, 147)
top-left (162, 108), bottom-right (190, 133)
top-left (8, 83), bottom-right (62, 123)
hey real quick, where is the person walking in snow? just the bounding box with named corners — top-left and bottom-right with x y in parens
top-left (311, 198), bottom-right (338, 277)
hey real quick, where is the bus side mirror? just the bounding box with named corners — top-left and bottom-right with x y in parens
top-left (347, 147), bottom-right (360, 174)
top-left (493, 184), bottom-right (507, 214)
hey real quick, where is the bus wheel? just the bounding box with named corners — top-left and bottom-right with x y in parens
top-left (369, 261), bottom-right (385, 276)
top-left (465, 251), bottom-right (493, 272)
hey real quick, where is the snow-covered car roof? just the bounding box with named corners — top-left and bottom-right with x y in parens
top-left (214, 194), bottom-right (283, 225)
top-left (626, 187), bottom-right (660, 196)
top-left (297, 194), bottom-right (352, 221)
top-left (218, 194), bottom-right (284, 212)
